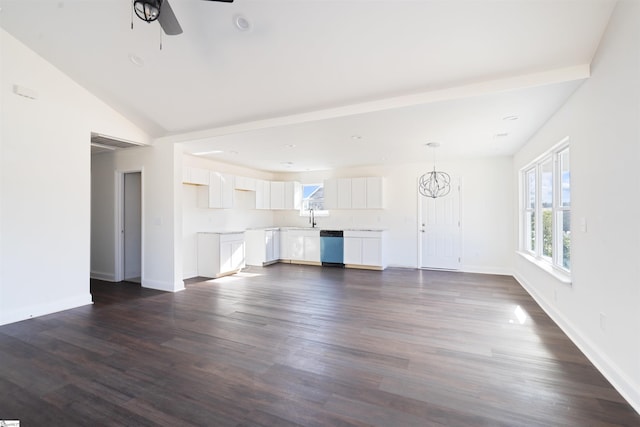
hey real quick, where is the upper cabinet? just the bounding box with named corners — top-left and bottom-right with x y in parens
top-left (200, 172), bottom-right (234, 209)
top-left (324, 177), bottom-right (384, 209)
top-left (182, 166), bottom-right (210, 186)
top-left (256, 179), bottom-right (271, 210)
top-left (270, 181), bottom-right (285, 209)
top-left (183, 161), bottom-right (302, 211)
top-left (261, 180), bottom-right (302, 210)
top-left (235, 175), bottom-right (256, 191)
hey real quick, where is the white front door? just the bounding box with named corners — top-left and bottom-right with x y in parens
top-left (419, 181), bottom-right (461, 270)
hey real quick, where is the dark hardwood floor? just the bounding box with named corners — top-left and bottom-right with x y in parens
top-left (1, 265), bottom-right (638, 426)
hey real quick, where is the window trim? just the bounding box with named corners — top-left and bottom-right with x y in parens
top-left (519, 137), bottom-right (571, 278)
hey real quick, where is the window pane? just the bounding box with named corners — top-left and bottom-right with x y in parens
top-left (542, 208), bottom-right (553, 259)
top-left (302, 184), bottom-right (325, 211)
top-left (558, 210), bottom-right (571, 270)
top-left (526, 169), bottom-right (536, 209)
top-left (541, 159), bottom-right (553, 209)
top-left (560, 149), bottom-right (570, 207)
top-left (525, 211), bottom-right (535, 252)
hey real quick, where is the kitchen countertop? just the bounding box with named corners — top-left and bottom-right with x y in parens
top-left (247, 227), bottom-right (387, 232)
top-left (197, 230), bottom-right (245, 235)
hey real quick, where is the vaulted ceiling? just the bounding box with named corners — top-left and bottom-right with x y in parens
top-left (0, 0), bottom-right (616, 171)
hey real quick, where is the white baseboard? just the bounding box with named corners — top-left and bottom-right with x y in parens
top-left (142, 278), bottom-right (185, 293)
top-left (460, 264), bottom-right (512, 276)
top-left (90, 270), bottom-right (115, 281)
top-left (514, 272), bottom-right (640, 415)
top-left (0, 294), bottom-right (93, 326)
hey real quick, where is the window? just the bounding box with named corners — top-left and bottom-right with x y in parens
top-left (300, 183), bottom-right (328, 216)
top-left (520, 143), bottom-right (570, 273)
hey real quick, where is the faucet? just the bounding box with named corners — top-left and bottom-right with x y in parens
top-left (309, 208), bottom-right (317, 228)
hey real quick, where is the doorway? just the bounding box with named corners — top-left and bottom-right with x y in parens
top-left (418, 179), bottom-right (461, 270)
top-left (119, 171), bottom-right (142, 282)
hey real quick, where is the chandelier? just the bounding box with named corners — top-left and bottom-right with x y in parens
top-left (419, 142), bottom-right (451, 198)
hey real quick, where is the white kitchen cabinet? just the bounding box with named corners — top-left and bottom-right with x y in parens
top-left (366, 177), bottom-right (384, 209)
top-left (337, 178), bottom-right (352, 209)
top-left (269, 181), bottom-right (301, 210)
top-left (235, 175), bottom-right (256, 191)
top-left (281, 228), bottom-right (320, 264)
top-left (182, 166), bottom-right (209, 185)
top-left (284, 181), bottom-right (302, 210)
top-left (197, 232), bottom-right (245, 278)
top-left (245, 228), bottom-right (280, 266)
top-left (351, 177), bottom-right (367, 209)
top-left (255, 179), bottom-right (271, 210)
top-left (199, 172), bottom-right (234, 209)
top-left (343, 230), bottom-right (387, 270)
top-left (323, 177), bottom-right (384, 210)
top-left (270, 181), bottom-right (285, 209)
top-left (323, 178), bottom-right (338, 209)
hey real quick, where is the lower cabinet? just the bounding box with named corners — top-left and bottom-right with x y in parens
top-left (281, 229), bottom-right (320, 264)
top-left (344, 230), bottom-right (387, 270)
top-left (245, 229), bottom-right (280, 266)
top-left (197, 232), bottom-right (245, 278)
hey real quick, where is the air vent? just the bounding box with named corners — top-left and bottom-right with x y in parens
top-left (91, 132), bottom-right (146, 153)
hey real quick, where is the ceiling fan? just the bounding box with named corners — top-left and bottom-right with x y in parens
top-left (134, 0), bottom-right (234, 36)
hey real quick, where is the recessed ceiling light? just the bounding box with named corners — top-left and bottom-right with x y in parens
top-left (495, 132), bottom-right (509, 138)
top-left (285, 144), bottom-right (296, 148)
top-left (228, 150), bottom-right (239, 155)
top-left (192, 149), bottom-right (223, 156)
top-left (233, 14), bottom-right (250, 31)
top-left (351, 135), bottom-right (362, 140)
top-left (128, 53), bottom-right (144, 67)
top-left (425, 142), bottom-right (440, 148)
top-left (503, 115), bottom-right (519, 121)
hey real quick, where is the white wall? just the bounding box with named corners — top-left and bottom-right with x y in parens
top-left (91, 143), bottom-right (184, 292)
top-left (513, 0), bottom-right (639, 412)
top-left (277, 156), bottom-right (514, 274)
top-left (0, 29), bottom-right (149, 325)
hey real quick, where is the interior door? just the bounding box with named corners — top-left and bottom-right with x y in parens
top-left (420, 181), bottom-right (460, 270)
top-left (123, 172), bottom-right (142, 282)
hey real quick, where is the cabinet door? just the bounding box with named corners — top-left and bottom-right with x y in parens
top-left (351, 177), bottom-right (367, 209)
top-left (284, 181), bottom-right (302, 210)
top-left (219, 241), bottom-right (233, 273)
top-left (221, 173), bottom-right (234, 208)
top-left (270, 181), bottom-right (285, 210)
top-left (303, 235), bottom-right (321, 262)
top-left (344, 237), bottom-right (362, 264)
top-left (366, 177), bottom-right (384, 209)
top-left (208, 172), bottom-right (223, 208)
top-left (265, 230), bottom-right (274, 261)
top-left (361, 238), bottom-right (382, 266)
top-left (256, 180), bottom-right (271, 209)
top-left (183, 167), bottom-right (209, 185)
top-left (323, 178), bottom-right (338, 209)
top-left (272, 230), bottom-right (280, 261)
top-left (230, 241), bottom-right (245, 270)
top-left (290, 233), bottom-right (304, 260)
top-left (337, 178), bottom-right (352, 209)
top-left (279, 230), bottom-right (290, 260)
top-left (235, 175), bottom-right (256, 191)
top-left (192, 168), bottom-right (210, 185)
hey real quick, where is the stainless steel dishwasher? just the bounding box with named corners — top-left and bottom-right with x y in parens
top-left (320, 230), bottom-right (344, 267)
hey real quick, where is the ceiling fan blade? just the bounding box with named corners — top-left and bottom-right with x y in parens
top-left (158, 0), bottom-right (183, 35)
top-left (201, 0), bottom-right (234, 2)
